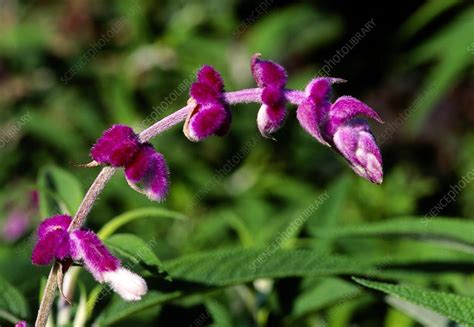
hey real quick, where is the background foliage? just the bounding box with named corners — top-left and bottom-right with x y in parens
top-left (0, 0), bottom-right (473, 326)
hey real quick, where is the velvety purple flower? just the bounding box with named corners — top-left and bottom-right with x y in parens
top-left (251, 54), bottom-right (288, 137)
top-left (125, 144), bottom-right (169, 202)
top-left (91, 125), bottom-right (170, 202)
top-left (69, 230), bottom-right (120, 281)
top-left (15, 321), bottom-right (27, 327)
top-left (296, 78), bottom-right (384, 183)
top-left (31, 215), bottom-right (148, 301)
top-left (32, 215), bottom-right (72, 265)
top-left (90, 125), bottom-right (140, 167)
top-left (70, 230), bottom-right (147, 301)
top-left (184, 65), bottom-right (231, 142)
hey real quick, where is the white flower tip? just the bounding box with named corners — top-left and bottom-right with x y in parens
top-left (103, 268), bottom-right (148, 301)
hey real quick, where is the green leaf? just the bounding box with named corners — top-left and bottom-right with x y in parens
top-left (398, 0), bottom-right (461, 39)
top-left (104, 234), bottom-right (167, 276)
top-left (0, 276), bottom-right (28, 319)
top-left (353, 278), bottom-right (474, 325)
top-left (94, 291), bottom-right (181, 326)
top-left (315, 217), bottom-right (474, 253)
top-left (290, 278), bottom-right (362, 321)
top-left (165, 248), bottom-right (375, 286)
top-left (37, 165), bottom-right (83, 217)
top-left (98, 207), bottom-right (186, 240)
top-left (405, 8), bottom-right (474, 133)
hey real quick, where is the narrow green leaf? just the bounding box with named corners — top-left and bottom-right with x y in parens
top-left (104, 234), bottom-right (166, 276)
top-left (316, 217), bottom-right (474, 252)
top-left (98, 207), bottom-right (186, 240)
top-left (0, 276), bottom-right (28, 319)
top-left (165, 248), bottom-right (375, 286)
top-left (353, 278), bottom-right (474, 325)
top-left (398, 0), bottom-right (461, 39)
top-left (386, 295), bottom-right (449, 326)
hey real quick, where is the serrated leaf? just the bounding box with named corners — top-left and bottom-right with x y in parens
top-left (165, 247), bottom-right (474, 287)
top-left (37, 165), bottom-right (83, 217)
top-left (0, 276), bottom-right (28, 319)
top-left (98, 208), bottom-right (186, 240)
top-left (386, 295), bottom-right (450, 326)
top-left (104, 234), bottom-right (167, 276)
top-left (165, 248), bottom-right (375, 286)
top-left (316, 217), bottom-right (474, 253)
top-left (353, 277), bottom-right (474, 325)
top-left (94, 291), bottom-right (181, 326)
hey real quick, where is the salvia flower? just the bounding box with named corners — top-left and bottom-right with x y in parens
top-left (32, 215), bottom-right (71, 265)
top-left (296, 77), bottom-right (383, 183)
top-left (70, 230), bottom-right (147, 301)
top-left (91, 124), bottom-right (169, 201)
top-left (184, 65), bottom-right (231, 142)
top-left (32, 215), bottom-right (147, 301)
top-left (251, 53), bottom-right (288, 138)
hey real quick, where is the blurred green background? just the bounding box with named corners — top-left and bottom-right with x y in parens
top-left (0, 0), bottom-right (473, 326)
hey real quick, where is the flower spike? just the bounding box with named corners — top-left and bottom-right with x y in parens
top-left (184, 65), bottom-right (231, 142)
top-left (251, 54), bottom-right (288, 138)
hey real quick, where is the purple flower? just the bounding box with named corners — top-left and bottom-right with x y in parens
top-left (32, 215), bottom-right (147, 301)
top-left (184, 65), bottom-right (231, 142)
top-left (91, 125), bottom-right (141, 167)
top-left (251, 53), bottom-right (288, 138)
top-left (32, 215), bottom-right (72, 265)
top-left (91, 125), bottom-right (170, 202)
top-left (125, 144), bottom-right (170, 202)
top-left (15, 321), bottom-right (27, 327)
top-left (297, 78), bottom-right (384, 183)
top-left (69, 230), bottom-right (147, 301)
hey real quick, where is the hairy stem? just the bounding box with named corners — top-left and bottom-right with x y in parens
top-left (35, 87), bottom-right (305, 326)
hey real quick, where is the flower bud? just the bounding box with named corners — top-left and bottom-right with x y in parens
top-left (251, 54), bottom-right (288, 137)
top-left (333, 118), bottom-right (383, 184)
top-left (184, 65), bottom-right (231, 142)
top-left (90, 125), bottom-right (140, 167)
